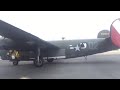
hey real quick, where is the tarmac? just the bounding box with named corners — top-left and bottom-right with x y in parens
top-left (0, 50), bottom-right (120, 79)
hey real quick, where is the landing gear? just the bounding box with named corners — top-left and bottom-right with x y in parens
top-left (33, 47), bottom-right (44, 67)
top-left (84, 56), bottom-right (87, 60)
top-left (8, 50), bottom-right (20, 66)
top-left (33, 57), bottom-right (44, 67)
top-left (47, 58), bottom-right (54, 63)
top-left (13, 61), bottom-right (19, 66)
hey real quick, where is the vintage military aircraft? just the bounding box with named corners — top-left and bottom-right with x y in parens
top-left (0, 18), bottom-right (120, 67)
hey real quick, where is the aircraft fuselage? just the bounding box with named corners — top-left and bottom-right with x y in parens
top-left (0, 37), bottom-right (118, 60)
top-left (45, 37), bottom-right (118, 58)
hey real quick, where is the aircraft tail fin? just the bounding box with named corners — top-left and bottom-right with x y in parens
top-left (110, 18), bottom-right (120, 47)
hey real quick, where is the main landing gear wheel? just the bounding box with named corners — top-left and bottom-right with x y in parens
top-left (47, 58), bottom-right (54, 63)
top-left (33, 58), bottom-right (43, 67)
top-left (13, 61), bottom-right (19, 66)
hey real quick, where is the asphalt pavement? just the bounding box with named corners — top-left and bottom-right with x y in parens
top-left (0, 54), bottom-right (120, 79)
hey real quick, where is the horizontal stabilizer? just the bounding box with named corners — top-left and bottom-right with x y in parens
top-left (97, 30), bottom-right (110, 38)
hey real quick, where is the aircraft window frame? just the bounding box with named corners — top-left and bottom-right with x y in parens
top-left (80, 42), bottom-right (87, 49)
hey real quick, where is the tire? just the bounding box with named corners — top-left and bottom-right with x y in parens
top-left (47, 58), bottom-right (54, 63)
top-left (13, 61), bottom-right (19, 66)
top-left (33, 58), bottom-right (43, 67)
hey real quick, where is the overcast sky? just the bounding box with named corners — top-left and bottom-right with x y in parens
top-left (0, 11), bottom-right (119, 41)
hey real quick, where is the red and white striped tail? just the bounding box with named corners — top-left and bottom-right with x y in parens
top-left (110, 18), bottom-right (120, 47)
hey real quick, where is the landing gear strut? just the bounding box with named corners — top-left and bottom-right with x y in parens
top-left (84, 56), bottom-right (87, 60)
top-left (33, 47), bottom-right (44, 67)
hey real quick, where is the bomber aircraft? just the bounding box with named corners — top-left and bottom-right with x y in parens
top-left (0, 18), bottom-right (119, 67)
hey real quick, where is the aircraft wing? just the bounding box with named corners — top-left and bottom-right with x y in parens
top-left (0, 20), bottom-right (58, 49)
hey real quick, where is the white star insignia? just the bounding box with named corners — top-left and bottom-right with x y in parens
top-left (74, 44), bottom-right (80, 51)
